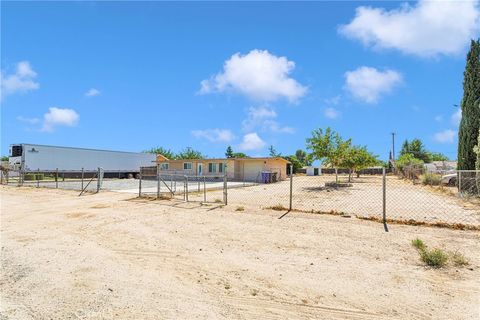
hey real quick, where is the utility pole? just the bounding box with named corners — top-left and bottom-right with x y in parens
top-left (391, 132), bottom-right (396, 161)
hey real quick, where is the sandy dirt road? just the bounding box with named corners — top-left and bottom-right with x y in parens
top-left (1, 186), bottom-right (479, 319)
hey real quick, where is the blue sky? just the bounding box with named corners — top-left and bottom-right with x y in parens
top-left (2, 1), bottom-right (479, 160)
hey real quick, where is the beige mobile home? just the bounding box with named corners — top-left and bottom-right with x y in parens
top-left (156, 155), bottom-right (290, 182)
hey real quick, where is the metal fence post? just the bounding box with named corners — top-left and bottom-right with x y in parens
top-left (382, 167), bottom-right (386, 224)
top-left (157, 172), bottom-right (160, 199)
top-left (81, 168), bottom-right (84, 191)
top-left (203, 176), bottom-right (206, 203)
top-left (55, 168), bottom-right (59, 188)
top-left (37, 168), bottom-right (40, 188)
top-left (223, 162), bottom-right (228, 205)
top-left (96, 167), bottom-right (102, 193)
top-left (458, 170), bottom-right (462, 197)
top-left (289, 164), bottom-right (293, 211)
top-left (185, 176), bottom-right (189, 202)
top-left (139, 170), bottom-right (142, 198)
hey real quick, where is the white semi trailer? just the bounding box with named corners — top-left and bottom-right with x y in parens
top-left (9, 143), bottom-right (156, 177)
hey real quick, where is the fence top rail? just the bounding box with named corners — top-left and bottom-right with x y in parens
top-left (157, 173), bottom-right (225, 179)
top-left (19, 170), bottom-right (101, 173)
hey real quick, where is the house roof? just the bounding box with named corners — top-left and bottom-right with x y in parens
top-left (156, 154), bottom-right (169, 161)
top-left (158, 157), bottom-right (291, 164)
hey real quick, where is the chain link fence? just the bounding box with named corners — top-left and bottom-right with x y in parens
top-left (139, 163), bottom-right (480, 229)
top-left (138, 166), bottom-right (228, 204)
top-left (0, 168), bottom-right (104, 194)
top-left (3, 163), bottom-right (479, 229)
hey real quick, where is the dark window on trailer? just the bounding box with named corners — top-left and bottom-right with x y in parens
top-left (11, 146), bottom-right (22, 157)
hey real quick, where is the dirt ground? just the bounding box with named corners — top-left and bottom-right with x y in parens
top-left (1, 186), bottom-right (479, 319)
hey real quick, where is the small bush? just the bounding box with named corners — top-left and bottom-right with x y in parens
top-left (235, 206), bottom-right (244, 212)
top-left (214, 198), bottom-right (223, 203)
top-left (420, 248), bottom-right (448, 268)
top-left (411, 238), bottom-right (448, 268)
top-left (23, 174), bottom-right (36, 181)
top-left (23, 173), bottom-right (44, 181)
top-left (267, 204), bottom-right (288, 211)
top-left (411, 238), bottom-right (426, 251)
top-left (421, 173), bottom-right (442, 186)
top-left (450, 251), bottom-right (469, 267)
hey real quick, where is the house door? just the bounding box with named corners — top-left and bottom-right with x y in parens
top-left (197, 163), bottom-right (203, 175)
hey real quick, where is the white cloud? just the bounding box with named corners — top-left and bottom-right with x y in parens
top-left (451, 108), bottom-right (462, 126)
top-left (41, 107), bottom-right (79, 132)
top-left (324, 107), bottom-right (340, 119)
top-left (85, 88), bottom-right (100, 97)
top-left (324, 95), bottom-right (341, 106)
top-left (262, 120), bottom-right (295, 134)
top-left (339, 0), bottom-right (480, 57)
top-left (191, 129), bottom-right (235, 142)
top-left (344, 66), bottom-right (402, 103)
top-left (242, 106), bottom-right (294, 134)
top-left (434, 115), bottom-right (443, 122)
top-left (238, 132), bottom-right (266, 151)
top-left (242, 106), bottom-right (276, 131)
top-left (1, 61), bottom-right (39, 99)
top-left (17, 116), bottom-right (40, 124)
top-left (199, 49), bottom-right (307, 103)
top-left (433, 129), bottom-right (456, 144)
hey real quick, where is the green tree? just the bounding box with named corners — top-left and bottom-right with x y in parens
top-left (306, 127), bottom-right (351, 183)
top-left (225, 146), bottom-right (234, 158)
top-left (268, 145), bottom-right (281, 157)
top-left (1, 156), bottom-right (8, 161)
top-left (341, 146), bottom-right (379, 181)
top-left (232, 152), bottom-right (248, 158)
top-left (284, 155), bottom-right (302, 174)
top-left (430, 152), bottom-right (449, 161)
top-left (474, 127), bottom-right (480, 169)
top-left (400, 138), bottom-right (431, 163)
top-left (176, 147), bottom-right (204, 159)
top-left (474, 128), bottom-right (480, 191)
top-left (400, 140), bottom-right (410, 156)
top-left (144, 147), bottom-right (175, 160)
top-left (295, 149), bottom-right (312, 166)
top-left (458, 39), bottom-right (480, 170)
top-left (396, 153), bottom-right (424, 171)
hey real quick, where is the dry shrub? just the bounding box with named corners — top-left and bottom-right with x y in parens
top-left (267, 204), bottom-right (288, 211)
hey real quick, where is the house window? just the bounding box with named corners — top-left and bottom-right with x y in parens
top-left (218, 163), bottom-right (224, 173)
top-left (184, 162), bottom-right (192, 170)
top-left (160, 163), bottom-right (169, 170)
top-left (208, 163), bottom-right (217, 173)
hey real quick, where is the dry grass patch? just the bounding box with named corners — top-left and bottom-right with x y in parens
top-left (450, 251), bottom-right (469, 267)
top-left (266, 204), bottom-right (289, 211)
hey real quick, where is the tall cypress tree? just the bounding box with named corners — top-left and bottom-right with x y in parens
top-left (458, 39), bottom-right (480, 170)
top-left (475, 127), bottom-right (480, 170)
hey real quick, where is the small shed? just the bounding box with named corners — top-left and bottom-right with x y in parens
top-left (306, 166), bottom-right (321, 176)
